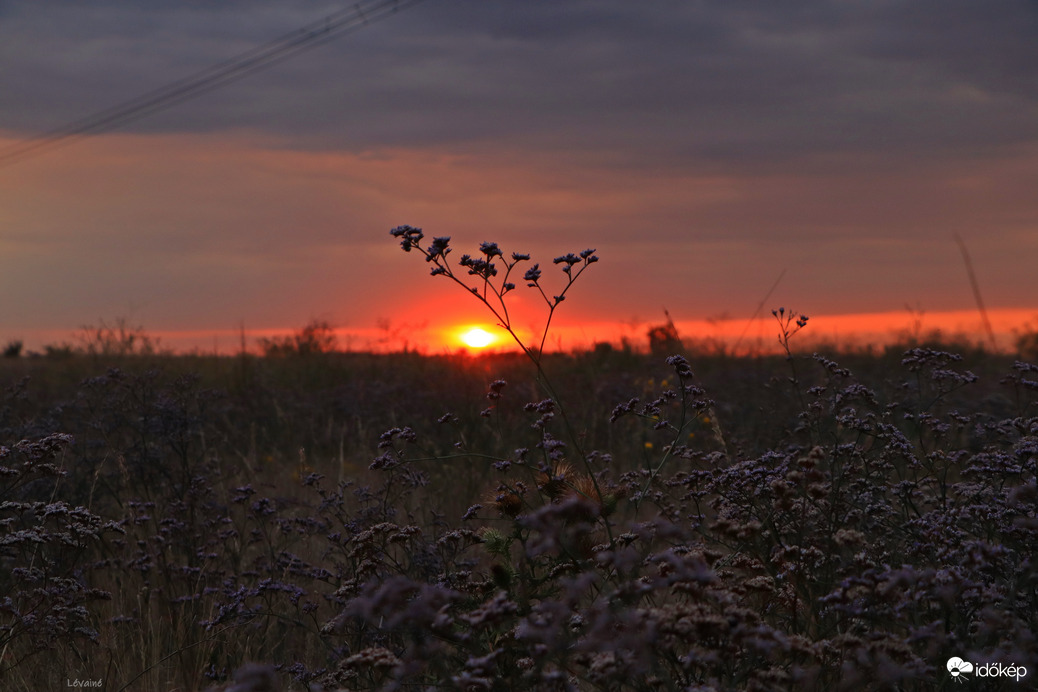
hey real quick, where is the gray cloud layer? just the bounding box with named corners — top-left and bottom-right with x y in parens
top-left (3, 0), bottom-right (1036, 164)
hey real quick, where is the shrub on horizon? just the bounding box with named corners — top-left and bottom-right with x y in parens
top-left (259, 319), bottom-right (338, 357)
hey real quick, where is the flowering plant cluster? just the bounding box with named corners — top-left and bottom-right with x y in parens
top-left (390, 225), bottom-right (597, 362)
top-left (0, 233), bottom-right (1034, 691)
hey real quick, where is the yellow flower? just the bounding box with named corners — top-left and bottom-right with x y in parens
top-left (644, 442), bottom-right (654, 450)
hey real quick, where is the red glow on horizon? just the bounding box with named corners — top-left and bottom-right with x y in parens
top-left (12, 308), bottom-right (1035, 356)
top-left (64, 307), bottom-right (1038, 355)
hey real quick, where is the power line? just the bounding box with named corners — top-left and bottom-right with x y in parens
top-left (0, 0), bottom-right (425, 168)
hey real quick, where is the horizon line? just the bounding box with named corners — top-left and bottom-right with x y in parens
top-left (4, 306), bottom-right (1035, 357)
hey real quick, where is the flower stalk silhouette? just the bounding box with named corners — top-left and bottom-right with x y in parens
top-left (389, 225), bottom-right (615, 534)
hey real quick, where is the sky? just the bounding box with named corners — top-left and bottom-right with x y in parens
top-left (1, 0), bottom-right (1036, 354)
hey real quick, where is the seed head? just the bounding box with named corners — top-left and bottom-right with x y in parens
top-left (479, 241), bottom-right (503, 258)
top-left (427, 236), bottom-right (451, 261)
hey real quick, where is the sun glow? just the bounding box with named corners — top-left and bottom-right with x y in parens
top-left (460, 327), bottom-right (496, 349)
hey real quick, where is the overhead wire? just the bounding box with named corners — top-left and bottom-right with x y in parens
top-left (0, 0), bottom-right (425, 168)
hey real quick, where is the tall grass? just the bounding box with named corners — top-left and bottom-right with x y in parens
top-left (0, 235), bottom-right (1035, 690)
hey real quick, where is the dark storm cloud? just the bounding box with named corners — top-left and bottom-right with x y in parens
top-left (2, 0), bottom-right (1036, 167)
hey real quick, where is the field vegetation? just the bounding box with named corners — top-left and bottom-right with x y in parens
top-left (1, 232), bottom-right (1036, 691)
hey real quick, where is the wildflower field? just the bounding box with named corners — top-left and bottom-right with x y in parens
top-left (2, 233), bottom-right (1036, 691)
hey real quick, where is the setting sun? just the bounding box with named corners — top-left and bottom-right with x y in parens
top-left (460, 327), bottom-right (496, 349)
